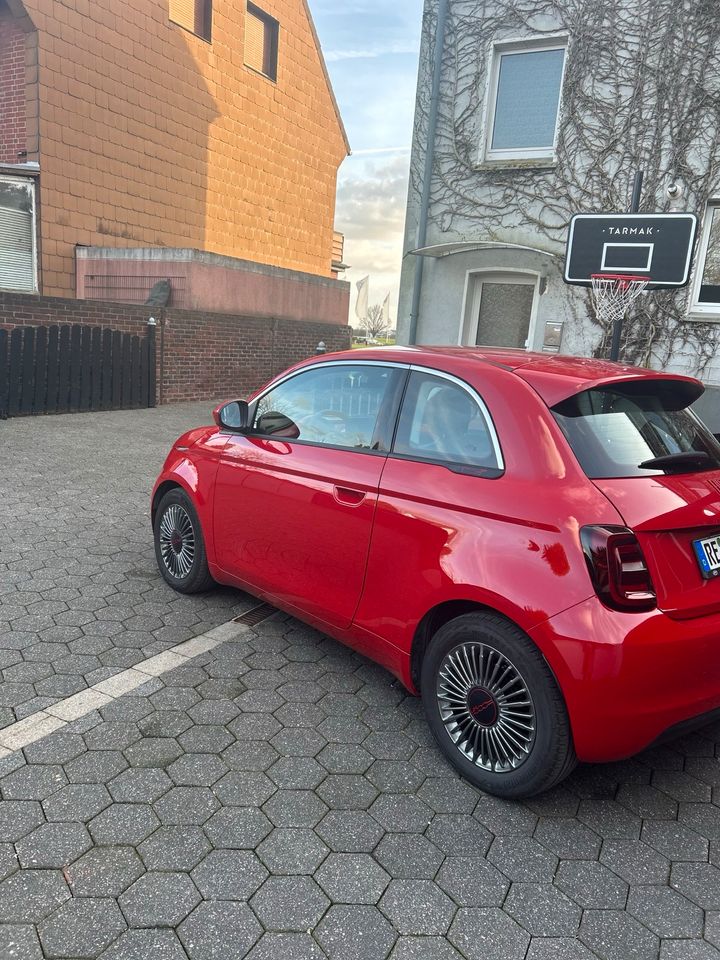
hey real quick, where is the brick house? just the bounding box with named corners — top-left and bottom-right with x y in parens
top-left (0, 0), bottom-right (350, 321)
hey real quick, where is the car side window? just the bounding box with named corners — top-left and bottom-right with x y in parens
top-left (252, 364), bottom-right (397, 450)
top-left (393, 371), bottom-right (501, 472)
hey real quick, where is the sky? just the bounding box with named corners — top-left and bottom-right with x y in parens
top-left (309, 0), bottom-right (424, 330)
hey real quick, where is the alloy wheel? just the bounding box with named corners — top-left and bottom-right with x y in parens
top-left (436, 641), bottom-right (536, 773)
top-left (158, 503), bottom-right (196, 579)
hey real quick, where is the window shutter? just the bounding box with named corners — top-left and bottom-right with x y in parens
top-left (169, 0), bottom-right (210, 39)
top-left (245, 8), bottom-right (266, 74)
top-left (0, 203), bottom-right (34, 292)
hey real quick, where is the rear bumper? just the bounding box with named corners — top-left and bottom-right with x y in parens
top-left (530, 597), bottom-right (720, 762)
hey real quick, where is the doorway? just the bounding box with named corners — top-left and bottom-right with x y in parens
top-left (461, 272), bottom-right (539, 349)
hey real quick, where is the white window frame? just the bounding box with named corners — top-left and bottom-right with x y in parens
top-left (481, 35), bottom-right (568, 163)
top-left (689, 200), bottom-right (720, 318)
top-left (0, 174), bottom-right (38, 294)
top-left (458, 269), bottom-right (541, 350)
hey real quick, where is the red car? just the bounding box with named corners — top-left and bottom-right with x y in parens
top-left (152, 346), bottom-right (720, 798)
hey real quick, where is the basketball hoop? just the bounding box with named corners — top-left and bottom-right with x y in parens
top-left (590, 273), bottom-right (650, 330)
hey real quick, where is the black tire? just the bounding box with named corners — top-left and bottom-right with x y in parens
top-left (421, 612), bottom-right (576, 799)
top-left (154, 488), bottom-right (215, 594)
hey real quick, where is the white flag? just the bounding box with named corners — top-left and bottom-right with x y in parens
top-left (382, 292), bottom-right (390, 328)
top-left (355, 276), bottom-right (369, 322)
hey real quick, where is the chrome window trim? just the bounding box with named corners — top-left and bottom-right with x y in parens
top-left (247, 358), bottom-right (504, 471)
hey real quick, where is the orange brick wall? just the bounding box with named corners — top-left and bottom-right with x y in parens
top-left (19, 0), bottom-right (348, 297)
top-left (0, 5), bottom-right (26, 163)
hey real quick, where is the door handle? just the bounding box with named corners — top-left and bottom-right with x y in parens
top-left (333, 485), bottom-right (366, 507)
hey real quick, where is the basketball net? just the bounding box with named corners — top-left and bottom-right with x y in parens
top-left (590, 273), bottom-right (650, 330)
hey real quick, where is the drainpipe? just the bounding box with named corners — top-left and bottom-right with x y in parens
top-left (407, 0), bottom-right (449, 345)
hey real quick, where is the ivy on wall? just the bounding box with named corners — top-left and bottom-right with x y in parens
top-left (411, 0), bottom-right (720, 370)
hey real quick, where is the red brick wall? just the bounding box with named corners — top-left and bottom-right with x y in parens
top-left (0, 292), bottom-right (352, 404)
top-left (0, 7), bottom-right (26, 163)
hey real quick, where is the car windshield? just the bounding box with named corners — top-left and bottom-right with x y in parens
top-left (552, 382), bottom-right (720, 478)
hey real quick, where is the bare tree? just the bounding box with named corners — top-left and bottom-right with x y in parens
top-left (365, 304), bottom-right (388, 339)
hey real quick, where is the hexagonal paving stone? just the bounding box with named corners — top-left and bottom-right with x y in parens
top-left (378, 879), bottom-right (455, 936)
top-left (317, 774), bottom-right (379, 810)
top-left (99, 928), bottom-right (189, 960)
top-left (1, 763), bottom-right (67, 800)
top-left (179, 901), bottom-right (263, 959)
top-left (0, 924), bottom-right (44, 960)
top-left (579, 909), bottom-right (659, 960)
top-left (267, 757), bottom-right (326, 790)
top-left (641, 820), bottom-right (708, 862)
top-left (503, 883), bottom-right (581, 936)
top-left (124, 737), bottom-right (183, 768)
top-left (627, 883), bottom-right (704, 938)
top-left (250, 875), bottom-right (330, 931)
top-left (138, 825), bottom-right (212, 871)
top-left (38, 897), bottom-right (126, 959)
top-left (524, 939), bottom-right (598, 960)
top-left (15, 821), bottom-right (92, 869)
top-left (369, 794), bottom-right (433, 833)
top-left (191, 849), bottom-right (268, 900)
top-left (448, 908), bottom-right (530, 960)
top-left (316, 810), bottom-right (385, 853)
top-left (245, 932), bottom-right (327, 959)
top-left (671, 862), bottom-right (720, 909)
top-left (0, 800), bottom-right (46, 842)
top-left (66, 751), bottom-right (129, 784)
top-left (167, 753), bottom-right (228, 786)
top-left (222, 740), bottom-right (279, 772)
top-left (88, 802), bottom-right (160, 845)
top-left (154, 786), bottom-right (220, 825)
top-left (374, 833), bottom-right (445, 880)
top-left (417, 776), bottom-right (479, 814)
top-left (316, 904), bottom-right (397, 960)
top-left (205, 807), bottom-right (273, 849)
top-left (262, 790), bottom-right (328, 829)
top-left (119, 871), bottom-right (201, 927)
top-left (487, 837), bottom-right (559, 882)
top-left (215, 771), bottom-right (276, 807)
top-left (435, 857), bottom-right (509, 907)
top-left (474, 796), bottom-right (538, 837)
top-left (108, 767), bottom-right (173, 803)
top-left (425, 815), bottom-right (492, 858)
top-left (0, 869), bottom-right (71, 922)
top-left (315, 852), bottom-right (390, 904)
top-left (555, 860), bottom-right (629, 910)
top-left (600, 839), bottom-right (671, 885)
top-left (316, 743), bottom-right (374, 775)
top-left (68, 846), bottom-right (145, 898)
top-left (533, 817), bottom-right (602, 860)
top-left (257, 828), bottom-right (329, 875)
top-left (270, 727), bottom-right (328, 757)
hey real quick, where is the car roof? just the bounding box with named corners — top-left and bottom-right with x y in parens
top-left (310, 345), bottom-right (703, 407)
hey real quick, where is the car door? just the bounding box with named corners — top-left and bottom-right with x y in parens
top-left (355, 367), bottom-right (509, 647)
top-left (212, 361), bottom-right (404, 629)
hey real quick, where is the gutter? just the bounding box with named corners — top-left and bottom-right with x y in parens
top-left (407, 0), bottom-right (449, 345)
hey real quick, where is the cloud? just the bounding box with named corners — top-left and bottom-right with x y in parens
top-left (325, 43), bottom-right (420, 62)
top-left (335, 155), bottom-right (411, 324)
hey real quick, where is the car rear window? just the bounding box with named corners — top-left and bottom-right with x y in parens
top-left (552, 382), bottom-right (720, 478)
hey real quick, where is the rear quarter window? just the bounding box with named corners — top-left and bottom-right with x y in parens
top-left (552, 383), bottom-right (720, 478)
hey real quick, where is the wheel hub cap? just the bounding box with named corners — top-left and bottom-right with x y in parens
top-left (159, 504), bottom-right (195, 579)
top-left (437, 642), bottom-right (536, 774)
top-left (466, 686), bottom-right (499, 726)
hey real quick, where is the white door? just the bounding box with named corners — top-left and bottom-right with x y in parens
top-left (463, 273), bottom-right (538, 349)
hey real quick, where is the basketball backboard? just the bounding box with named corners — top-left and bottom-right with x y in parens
top-left (564, 213), bottom-right (698, 289)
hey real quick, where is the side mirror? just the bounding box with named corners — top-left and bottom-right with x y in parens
top-left (213, 400), bottom-right (249, 432)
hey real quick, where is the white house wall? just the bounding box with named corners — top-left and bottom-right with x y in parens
top-left (399, 0), bottom-right (720, 392)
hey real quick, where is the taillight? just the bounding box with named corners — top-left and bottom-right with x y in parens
top-left (580, 525), bottom-right (656, 612)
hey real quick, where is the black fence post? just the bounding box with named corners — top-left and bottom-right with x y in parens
top-left (147, 317), bottom-right (157, 408)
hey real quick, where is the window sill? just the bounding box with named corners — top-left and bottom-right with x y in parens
top-left (244, 63), bottom-right (277, 83)
top-left (686, 311), bottom-right (720, 322)
top-left (474, 156), bottom-right (558, 172)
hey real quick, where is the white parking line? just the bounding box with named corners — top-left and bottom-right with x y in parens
top-left (0, 618), bottom-right (251, 758)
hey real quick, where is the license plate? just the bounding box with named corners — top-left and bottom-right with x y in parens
top-left (693, 534), bottom-right (720, 579)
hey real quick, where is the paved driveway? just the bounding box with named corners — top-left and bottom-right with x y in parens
top-left (2, 405), bottom-right (720, 960)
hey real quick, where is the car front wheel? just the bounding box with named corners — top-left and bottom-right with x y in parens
top-left (421, 612), bottom-right (576, 799)
top-left (154, 488), bottom-right (214, 594)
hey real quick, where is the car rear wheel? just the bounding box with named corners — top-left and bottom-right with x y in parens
top-left (154, 489), bottom-right (214, 594)
top-left (421, 612), bottom-right (576, 799)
